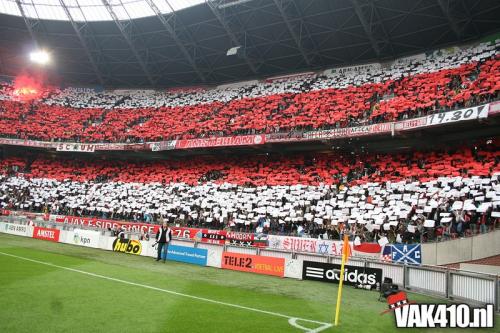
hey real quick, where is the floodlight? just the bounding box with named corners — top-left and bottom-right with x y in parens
top-left (29, 50), bottom-right (51, 65)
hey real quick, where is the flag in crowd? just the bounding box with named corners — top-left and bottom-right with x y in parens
top-left (381, 245), bottom-right (392, 262)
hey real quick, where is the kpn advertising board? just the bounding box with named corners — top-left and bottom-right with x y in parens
top-left (67, 229), bottom-right (101, 248)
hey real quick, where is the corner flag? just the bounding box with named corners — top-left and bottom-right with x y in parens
top-left (342, 234), bottom-right (351, 263)
top-left (334, 234), bottom-right (350, 326)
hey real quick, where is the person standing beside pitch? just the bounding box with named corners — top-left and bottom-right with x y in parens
top-left (155, 222), bottom-right (172, 262)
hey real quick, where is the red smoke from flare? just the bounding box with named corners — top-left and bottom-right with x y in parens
top-left (12, 74), bottom-right (45, 101)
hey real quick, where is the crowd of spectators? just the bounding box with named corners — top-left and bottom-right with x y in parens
top-left (0, 41), bottom-right (497, 143)
top-left (0, 142), bottom-right (498, 243)
top-left (0, 41), bottom-right (499, 245)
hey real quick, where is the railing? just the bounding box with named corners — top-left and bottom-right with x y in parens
top-left (2, 216), bottom-right (498, 312)
top-left (3, 209), bottom-right (499, 247)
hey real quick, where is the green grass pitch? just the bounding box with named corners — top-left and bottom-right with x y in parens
top-left (0, 233), bottom-right (497, 332)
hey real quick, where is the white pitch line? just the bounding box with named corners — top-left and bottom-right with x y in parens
top-left (0, 251), bottom-right (332, 333)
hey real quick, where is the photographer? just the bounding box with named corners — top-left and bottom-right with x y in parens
top-left (117, 226), bottom-right (126, 239)
top-left (155, 222), bottom-right (172, 262)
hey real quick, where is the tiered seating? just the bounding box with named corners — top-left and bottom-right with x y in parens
top-left (0, 100), bottom-right (103, 141)
top-left (0, 57), bottom-right (498, 142)
top-left (4, 145), bottom-right (493, 186)
top-left (373, 60), bottom-right (500, 120)
top-left (42, 41), bottom-right (497, 109)
top-left (0, 143), bottom-right (498, 242)
top-left (0, 42), bottom-right (498, 143)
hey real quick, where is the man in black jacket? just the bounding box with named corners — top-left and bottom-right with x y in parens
top-left (155, 222), bottom-right (172, 262)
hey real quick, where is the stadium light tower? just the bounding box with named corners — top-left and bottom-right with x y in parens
top-left (29, 50), bottom-right (51, 65)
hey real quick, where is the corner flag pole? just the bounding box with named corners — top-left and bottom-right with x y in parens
top-left (334, 234), bottom-right (350, 326)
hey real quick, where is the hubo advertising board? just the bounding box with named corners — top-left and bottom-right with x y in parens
top-left (1, 222), bottom-right (31, 237)
top-left (112, 238), bottom-right (142, 255)
top-left (68, 229), bottom-right (101, 248)
top-left (302, 261), bottom-right (382, 288)
top-left (166, 245), bottom-right (208, 266)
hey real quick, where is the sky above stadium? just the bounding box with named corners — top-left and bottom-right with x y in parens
top-left (0, 0), bottom-right (204, 21)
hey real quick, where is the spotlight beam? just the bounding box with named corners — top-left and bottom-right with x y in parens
top-left (14, 0), bottom-right (41, 48)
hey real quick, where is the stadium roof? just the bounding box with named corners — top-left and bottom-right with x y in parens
top-left (0, 0), bottom-right (499, 88)
top-left (0, 0), bottom-right (205, 22)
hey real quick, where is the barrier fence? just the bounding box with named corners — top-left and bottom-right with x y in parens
top-left (1, 216), bottom-right (498, 312)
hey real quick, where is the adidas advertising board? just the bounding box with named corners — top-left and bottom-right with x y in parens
top-left (302, 261), bottom-right (382, 287)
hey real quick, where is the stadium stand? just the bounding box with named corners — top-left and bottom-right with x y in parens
top-left (1, 1), bottom-right (500, 327)
top-left (0, 41), bottom-right (498, 143)
top-left (42, 41), bottom-right (497, 108)
top-left (1, 143), bottom-right (498, 243)
top-left (0, 40), bottom-right (499, 244)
